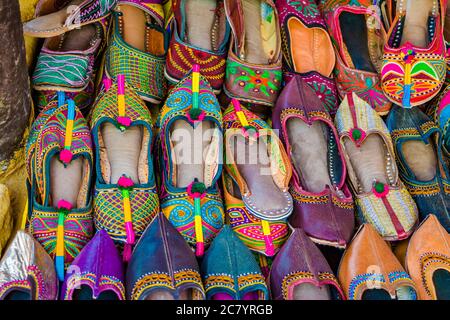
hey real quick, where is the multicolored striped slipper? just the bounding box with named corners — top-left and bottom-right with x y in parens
top-left (157, 65), bottom-right (224, 257)
top-left (26, 93), bottom-right (94, 282)
top-left (335, 93), bottom-right (418, 241)
top-left (90, 75), bottom-right (160, 261)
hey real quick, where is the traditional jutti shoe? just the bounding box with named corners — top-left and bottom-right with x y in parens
top-left (321, 0), bottom-right (391, 115)
top-left (276, 0), bottom-right (339, 114)
top-left (0, 231), bottom-right (58, 300)
top-left (405, 214), bottom-right (450, 300)
top-left (269, 228), bottom-right (345, 300)
top-left (387, 105), bottom-right (450, 231)
top-left (165, 0), bottom-right (230, 92)
top-left (338, 224), bottom-right (417, 300)
top-left (157, 66), bottom-right (224, 257)
top-left (105, 0), bottom-right (167, 103)
top-left (23, 0), bottom-right (116, 38)
top-left (381, 0), bottom-right (447, 108)
top-left (32, 23), bottom-right (104, 93)
top-left (222, 171), bottom-right (289, 257)
top-left (61, 230), bottom-right (125, 300)
top-left (223, 99), bottom-right (293, 221)
top-left (126, 213), bottom-right (205, 300)
top-left (272, 75), bottom-right (354, 248)
top-left (26, 95), bottom-right (94, 282)
top-left (334, 93), bottom-right (418, 241)
top-left (91, 75), bottom-right (160, 261)
top-left (201, 225), bottom-right (269, 300)
top-left (223, 0), bottom-right (282, 113)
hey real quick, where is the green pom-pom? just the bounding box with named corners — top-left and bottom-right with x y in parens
top-left (351, 128), bottom-right (362, 141)
top-left (189, 108), bottom-right (202, 120)
top-left (374, 182), bottom-right (385, 193)
top-left (191, 182), bottom-right (206, 194)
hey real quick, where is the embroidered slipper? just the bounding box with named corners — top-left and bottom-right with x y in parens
top-left (26, 95), bottom-right (94, 282)
top-left (105, 0), bottom-right (167, 104)
top-left (23, 0), bottom-right (116, 38)
top-left (387, 105), bottom-right (450, 232)
top-left (272, 75), bottom-right (355, 248)
top-left (0, 231), bottom-right (58, 300)
top-left (165, 0), bottom-right (230, 92)
top-left (321, 0), bottom-right (391, 115)
top-left (223, 0), bottom-right (282, 111)
top-left (223, 99), bottom-right (293, 221)
top-left (381, 0), bottom-right (447, 108)
top-left (201, 225), bottom-right (269, 300)
top-left (223, 170), bottom-right (289, 257)
top-left (405, 214), bottom-right (450, 300)
top-left (126, 213), bottom-right (205, 300)
top-left (32, 23), bottom-right (103, 92)
top-left (269, 228), bottom-right (345, 300)
top-left (334, 93), bottom-right (418, 241)
top-left (157, 65), bottom-right (224, 257)
top-left (61, 230), bottom-right (125, 300)
top-left (91, 75), bottom-right (160, 261)
top-left (276, 0), bottom-right (339, 115)
top-left (338, 224), bottom-right (417, 300)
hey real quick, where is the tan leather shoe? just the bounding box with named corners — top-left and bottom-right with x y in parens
top-left (338, 224), bottom-right (417, 300)
top-left (405, 214), bottom-right (450, 300)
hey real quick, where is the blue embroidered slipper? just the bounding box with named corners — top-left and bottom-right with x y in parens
top-left (26, 93), bottom-right (94, 282)
top-left (90, 75), bottom-right (160, 261)
top-left (201, 225), bottom-right (269, 300)
top-left (157, 65), bottom-right (224, 257)
top-left (387, 105), bottom-right (450, 232)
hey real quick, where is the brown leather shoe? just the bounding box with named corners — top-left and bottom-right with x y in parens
top-left (338, 224), bottom-right (417, 300)
top-left (405, 214), bottom-right (450, 300)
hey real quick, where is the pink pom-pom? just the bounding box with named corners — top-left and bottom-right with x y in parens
top-left (195, 242), bottom-right (204, 257)
top-left (117, 116), bottom-right (131, 127)
top-left (103, 78), bottom-right (112, 92)
top-left (57, 199), bottom-right (73, 211)
top-left (118, 176), bottom-right (134, 188)
top-left (125, 222), bottom-right (135, 244)
top-left (123, 243), bottom-right (132, 262)
top-left (59, 149), bottom-right (73, 164)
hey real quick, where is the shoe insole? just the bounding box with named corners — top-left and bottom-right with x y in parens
top-left (293, 283), bottom-right (331, 300)
top-left (119, 5), bottom-right (165, 55)
top-left (145, 289), bottom-right (193, 300)
top-left (339, 11), bottom-right (377, 72)
top-left (170, 120), bottom-right (216, 188)
top-left (242, 0), bottom-right (275, 64)
top-left (286, 119), bottom-right (332, 193)
top-left (185, 0), bottom-right (217, 51)
top-left (72, 285), bottom-right (120, 300)
top-left (343, 134), bottom-right (388, 193)
top-left (433, 268), bottom-right (450, 300)
top-left (287, 17), bottom-right (335, 76)
top-left (444, 4), bottom-right (450, 41)
top-left (50, 156), bottom-right (83, 207)
top-left (101, 123), bottom-right (143, 184)
top-left (401, 0), bottom-right (435, 48)
top-left (401, 140), bottom-right (437, 181)
top-left (361, 288), bottom-right (393, 300)
top-left (58, 24), bottom-right (97, 52)
top-left (232, 135), bottom-right (288, 211)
